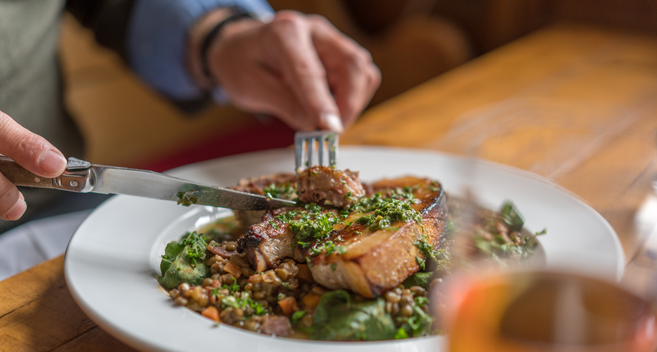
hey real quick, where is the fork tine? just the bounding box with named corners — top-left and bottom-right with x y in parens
top-left (318, 134), bottom-right (325, 166)
top-left (294, 133), bottom-right (304, 170)
top-left (306, 136), bottom-right (314, 168)
top-left (328, 133), bottom-right (338, 168)
top-left (294, 131), bottom-right (339, 170)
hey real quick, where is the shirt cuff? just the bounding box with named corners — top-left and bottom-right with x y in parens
top-left (127, 0), bottom-right (274, 102)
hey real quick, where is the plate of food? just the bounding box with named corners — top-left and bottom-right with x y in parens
top-left (64, 146), bottom-right (624, 352)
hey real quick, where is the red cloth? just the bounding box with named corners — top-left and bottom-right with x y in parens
top-left (137, 117), bottom-right (295, 172)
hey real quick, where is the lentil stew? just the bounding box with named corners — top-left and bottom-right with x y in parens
top-left (158, 176), bottom-right (545, 341)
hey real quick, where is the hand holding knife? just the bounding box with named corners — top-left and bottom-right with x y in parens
top-left (0, 156), bottom-right (296, 210)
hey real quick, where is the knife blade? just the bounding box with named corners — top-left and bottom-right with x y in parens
top-left (0, 156), bottom-right (296, 210)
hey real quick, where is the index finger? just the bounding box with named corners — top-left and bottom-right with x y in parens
top-left (262, 11), bottom-right (343, 132)
top-left (308, 16), bottom-right (381, 129)
top-left (0, 111), bottom-right (67, 177)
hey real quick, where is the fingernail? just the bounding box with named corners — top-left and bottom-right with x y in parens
top-left (5, 197), bottom-right (26, 221)
top-left (38, 150), bottom-right (67, 175)
top-left (324, 113), bottom-right (344, 133)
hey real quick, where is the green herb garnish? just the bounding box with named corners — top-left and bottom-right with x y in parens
top-left (176, 191), bottom-right (199, 206)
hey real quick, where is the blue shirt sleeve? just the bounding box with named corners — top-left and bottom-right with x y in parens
top-left (127, 0), bottom-right (274, 102)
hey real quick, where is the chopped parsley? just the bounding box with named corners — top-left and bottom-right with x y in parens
top-left (277, 203), bottom-right (340, 249)
top-left (277, 192), bottom-right (423, 257)
top-left (263, 182), bottom-right (296, 200)
top-left (350, 195), bottom-right (422, 232)
top-left (210, 280), bottom-right (240, 296)
top-left (225, 280), bottom-right (240, 294)
top-left (414, 296), bottom-right (429, 308)
top-left (221, 293), bottom-right (267, 317)
top-left (176, 191), bottom-right (199, 206)
top-left (415, 256), bottom-right (426, 270)
top-left (174, 231), bottom-right (207, 267)
top-left (414, 235), bottom-right (451, 273)
top-left (291, 310), bottom-right (307, 325)
top-left (395, 327), bottom-right (409, 339)
top-left (308, 240), bottom-right (336, 256)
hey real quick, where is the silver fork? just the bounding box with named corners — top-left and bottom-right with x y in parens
top-left (294, 131), bottom-right (339, 171)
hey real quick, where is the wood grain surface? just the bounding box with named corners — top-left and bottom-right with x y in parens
top-left (2, 25), bottom-right (656, 351)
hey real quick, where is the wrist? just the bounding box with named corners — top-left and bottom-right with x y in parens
top-left (187, 8), bottom-right (259, 90)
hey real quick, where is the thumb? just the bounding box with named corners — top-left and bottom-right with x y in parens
top-left (0, 111), bottom-right (67, 177)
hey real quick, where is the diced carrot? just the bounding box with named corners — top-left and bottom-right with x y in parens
top-left (278, 296), bottom-right (299, 316)
top-left (222, 262), bottom-right (242, 278)
top-left (297, 264), bottom-right (314, 282)
top-left (302, 293), bottom-right (322, 312)
top-left (201, 306), bottom-right (220, 322)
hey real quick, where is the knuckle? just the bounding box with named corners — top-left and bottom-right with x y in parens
top-left (307, 14), bottom-right (330, 27)
top-left (369, 66), bottom-right (382, 86)
top-left (271, 11), bottom-right (306, 33)
top-left (345, 52), bottom-right (369, 68)
top-left (343, 45), bottom-right (374, 70)
top-left (355, 45), bottom-right (374, 62)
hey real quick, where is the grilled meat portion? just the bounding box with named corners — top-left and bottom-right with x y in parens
top-left (308, 177), bottom-right (447, 297)
top-left (238, 209), bottom-right (307, 272)
top-left (230, 167), bottom-right (364, 228)
top-left (230, 173), bottom-right (297, 228)
top-left (237, 176), bottom-right (448, 298)
top-left (231, 173), bottom-right (297, 197)
top-left (297, 166), bottom-right (365, 208)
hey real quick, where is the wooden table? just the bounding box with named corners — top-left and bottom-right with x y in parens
top-left (2, 25), bottom-right (657, 351)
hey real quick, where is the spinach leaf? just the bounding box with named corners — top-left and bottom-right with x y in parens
top-left (158, 232), bottom-right (210, 289)
top-left (500, 201), bottom-right (524, 232)
top-left (397, 305), bottom-right (433, 337)
top-left (311, 290), bottom-right (396, 341)
top-left (403, 271), bottom-right (434, 289)
top-left (160, 241), bottom-right (185, 274)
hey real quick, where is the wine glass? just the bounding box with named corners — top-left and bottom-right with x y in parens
top-left (428, 99), bottom-right (657, 352)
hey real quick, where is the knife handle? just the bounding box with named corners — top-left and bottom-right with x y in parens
top-left (0, 156), bottom-right (94, 193)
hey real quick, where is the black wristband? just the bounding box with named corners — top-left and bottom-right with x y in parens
top-left (200, 8), bottom-right (256, 82)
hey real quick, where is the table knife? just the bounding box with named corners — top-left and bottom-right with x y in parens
top-left (0, 156), bottom-right (296, 210)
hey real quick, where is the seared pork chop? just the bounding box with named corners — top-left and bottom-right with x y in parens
top-left (297, 166), bottom-right (365, 208)
top-left (237, 176), bottom-right (448, 298)
top-left (230, 173), bottom-right (297, 228)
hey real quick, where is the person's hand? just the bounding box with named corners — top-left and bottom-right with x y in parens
top-left (0, 111), bottom-right (67, 221)
top-left (188, 10), bottom-right (381, 132)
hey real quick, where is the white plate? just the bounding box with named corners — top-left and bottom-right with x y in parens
top-left (65, 147), bottom-right (624, 352)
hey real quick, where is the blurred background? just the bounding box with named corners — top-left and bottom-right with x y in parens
top-left (1, 1), bottom-right (656, 348)
top-left (60, 0), bottom-right (657, 171)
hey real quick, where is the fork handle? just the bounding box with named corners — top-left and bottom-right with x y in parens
top-left (0, 156), bottom-right (93, 192)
